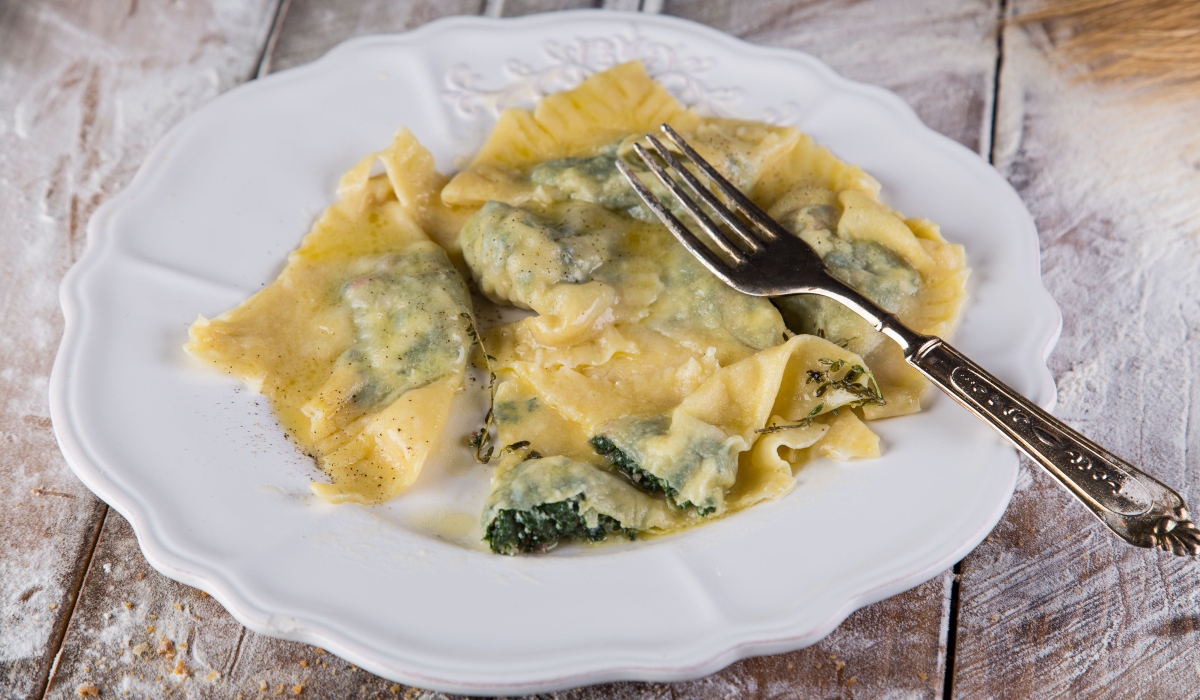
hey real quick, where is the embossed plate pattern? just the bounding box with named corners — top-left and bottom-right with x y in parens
top-left (50, 11), bottom-right (1060, 694)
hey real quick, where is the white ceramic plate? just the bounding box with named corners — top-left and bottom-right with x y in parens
top-left (51, 11), bottom-right (1061, 695)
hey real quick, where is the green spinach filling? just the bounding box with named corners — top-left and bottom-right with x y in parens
top-left (591, 414), bottom-right (739, 516)
top-left (772, 195), bottom-right (921, 353)
top-left (589, 434), bottom-right (674, 498)
top-left (326, 246), bottom-right (472, 416)
top-left (486, 495), bottom-right (635, 555)
top-left (529, 154), bottom-right (655, 221)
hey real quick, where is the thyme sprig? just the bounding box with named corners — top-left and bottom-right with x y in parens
top-left (462, 313), bottom-right (499, 463)
top-left (756, 403), bottom-right (824, 434)
top-left (809, 358), bottom-right (885, 409)
top-left (754, 357), bottom-right (886, 435)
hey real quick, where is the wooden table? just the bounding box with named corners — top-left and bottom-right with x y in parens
top-left (3, 1), bottom-right (1198, 698)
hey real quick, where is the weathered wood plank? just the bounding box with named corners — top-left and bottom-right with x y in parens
top-left (0, 1), bottom-right (278, 698)
top-left (499, 0), bottom-right (602, 17)
top-left (266, 0), bottom-right (486, 74)
top-left (951, 4), bottom-right (1200, 699)
top-left (37, 1), bottom-right (1002, 698)
top-left (663, 0), bottom-right (1001, 154)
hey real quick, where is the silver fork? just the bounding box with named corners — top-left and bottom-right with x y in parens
top-left (615, 123), bottom-right (1200, 557)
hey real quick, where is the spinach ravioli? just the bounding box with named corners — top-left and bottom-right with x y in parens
top-left (186, 142), bottom-right (474, 505)
top-left (443, 62), bottom-right (967, 553)
top-left (187, 61), bottom-right (968, 553)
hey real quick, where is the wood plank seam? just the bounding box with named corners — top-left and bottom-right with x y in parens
top-left (944, 3), bottom-right (1009, 697)
top-left (19, 5), bottom-right (988, 697)
top-left (37, 505), bottom-right (109, 700)
top-left (22, 6), bottom-right (285, 696)
top-left (254, 0), bottom-right (292, 80)
top-left (987, 0), bottom-right (1010, 169)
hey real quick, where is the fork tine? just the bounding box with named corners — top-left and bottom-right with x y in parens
top-left (642, 135), bottom-right (764, 252)
top-left (628, 143), bottom-right (748, 263)
top-left (660, 123), bottom-right (792, 241)
top-left (614, 159), bottom-right (747, 282)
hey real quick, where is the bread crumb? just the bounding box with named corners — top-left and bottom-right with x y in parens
top-left (173, 659), bottom-right (187, 676)
top-left (991, 615), bottom-right (999, 622)
top-left (122, 603), bottom-right (132, 609)
top-left (816, 663), bottom-right (822, 669)
top-left (314, 648), bottom-right (326, 654)
top-left (919, 672), bottom-right (928, 681)
top-left (157, 639), bottom-right (175, 657)
top-left (155, 675), bottom-right (162, 681)
top-left (200, 591), bottom-right (209, 598)
top-left (137, 573), bottom-right (144, 580)
top-left (174, 603), bottom-right (183, 610)
top-left (76, 684), bottom-right (100, 697)
top-left (273, 684), bottom-right (284, 696)
top-left (846, 677), bottom-right (857, 687)
top-left (390, 685), bottom-right (400, 694)
top-left (292, 685), bottom-right (304, 695)
top-left (83, 666), bottom-right (90, 673)
top-left (204, 670), bottom-right (220, 682)
top-left (835, 661), bottom-right (845, 671)
top-left (131, 643), bottom-right (149, 658)
top-left (145, 625), bottom-right (155, 634)
top-left (299, 660), bottom-right (307, 667)
top-left (259, 680), bottom-right (268, 691)
top-left (49, 603), bottom-right (58, 610)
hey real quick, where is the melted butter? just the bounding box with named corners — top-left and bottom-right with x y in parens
top-left (406, 508), bottom-right (478, 540)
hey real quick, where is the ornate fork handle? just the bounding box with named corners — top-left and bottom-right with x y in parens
top-left (908, 337), bottom-right (1200, 556)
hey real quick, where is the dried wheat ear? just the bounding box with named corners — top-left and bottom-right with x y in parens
top-left (1015, 0), bottom-right (1200, 99)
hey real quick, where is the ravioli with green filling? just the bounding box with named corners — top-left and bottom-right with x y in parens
top-left (436, 61), bottom-right (968, 552)
top-left (188, 61), bottom-right (969, 555)
top-left (186, 140), bottom-right (474, 505)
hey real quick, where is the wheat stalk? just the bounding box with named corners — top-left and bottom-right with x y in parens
top-left (1015, 0), bottom-right (1200, 98)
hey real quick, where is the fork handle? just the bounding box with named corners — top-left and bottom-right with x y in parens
top-left (905, 337), bottom-right (1200, 556)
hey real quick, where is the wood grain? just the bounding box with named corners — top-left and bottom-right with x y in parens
top-left (950, 3), bottom-right (1200, 698)
top-left (27, 0), bottom-right (1191, 698)
top-left (7, 1), bottom-right (1010, 698)
top-left (662, 0), bottom-right (1002, 154)
top-left (266, 0), bottom-right (486, 74)
top-left (0, 1), bottom-right (278, 698)
top-left (497, 0), bottom-right (603, 17)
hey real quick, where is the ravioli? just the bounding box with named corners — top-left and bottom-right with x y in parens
top-left (186, 139), bottom-right (474, 505)
top-left (188, 61), bottom-right (969, 554)
top-left (439, 62), bottom-right (968, 550)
